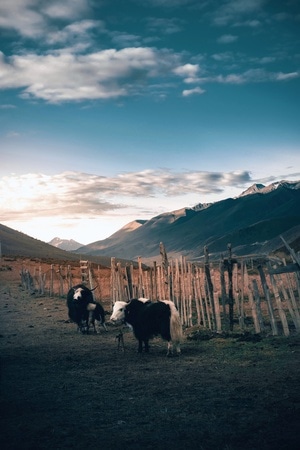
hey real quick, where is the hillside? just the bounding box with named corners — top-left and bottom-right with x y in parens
top-left (0, 224), bottom-right (110, 267)
top-left (75, 180), bottom-right (300, 261)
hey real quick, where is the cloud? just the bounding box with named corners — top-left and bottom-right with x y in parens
top-left (46, 20), bottom-right (104, 46)
top-left (173, 64), bottom-right (201, 83)
top-left (182, 87), bottom-right (205, 96)
top-left (213, 0), bottom-right (266, 26)
top-left (5, 131), bottom-right (20, 138)
top-left (136, 0), bottom-right (195, 7)
top-left (42, 0), bottom-right (89, 20)
top-left (275, 72), bottom-right (299, 81)
top-left (110, 32), bottom-right (142, 48)
top-left (217, 34), bottom-right (238, 44)
top-left (0, 47), bottom-right (182, 102)
top-left (0, 0), bottom-right (91, 39)
top-left (0, 104), bottom-right (16, 109)
top-left (0, 170), bottom-right (252, 221)
top-left (201, 68), bottom-right (300, 85)
top-left (146, 17), bottom-right (183, 35)
top-left (211, 52), bottom-right (234, 62)
top-left (0, 43), bottom-right (297, 103)
top-left (0, 0), bottom-right (46, 38)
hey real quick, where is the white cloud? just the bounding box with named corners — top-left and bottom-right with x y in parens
top-left (182, 87), bottom-right (205, 96)
top-left (275, 72), bottom-right (299, 81)
top-left (173, 64), bottom-right (201, 84)
top-left (110, 32), bottom-right (142, 48)
top-left (211, 52), bottom-right (234, 62)
top-left (146, 17), bottom-right (183, 35)
top-left (203, 69), bottom-right (300, 85)
top-left (0, 170), bottom-right (252, 221)
top-left (0, 0), bottom-right (46, 38)
top-left (5, 131), bottom-right (20, 138)
top-left (0, 104), bottom-right (16, 109)
top-left (46, 20), bottom-right (104, 46)
top-left (213, 0), bottom-right (265, 26)
top-left (42, 0), bottom-right (89, 19)
top-left (174, 63), bottom-right (199, 78)
top-left (0, 0), bottom-right (91, 39)
top-left (0, 48), bottom-right (181, 102)
top-left (217, 34), bottom-right (238, 44)
top-left (0, 45), bottom-right (296, 102)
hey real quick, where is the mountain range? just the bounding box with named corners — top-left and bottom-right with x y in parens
top-left (72, 180), bottom-right (300, 262)
top-left (1, 180), bottom-right (299, 263)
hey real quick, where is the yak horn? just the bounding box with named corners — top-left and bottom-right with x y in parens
top-left (90, 285), bottom-right (98, 292)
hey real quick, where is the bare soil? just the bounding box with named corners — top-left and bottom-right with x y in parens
top-left (1, 261), bottom-right (300, 450)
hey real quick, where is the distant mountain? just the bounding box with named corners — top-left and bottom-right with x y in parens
top-left (48, 237), bottom-right (83, 251)
top-left (0, 223), bottom-right (81, 261)
top-left (0, 224), bottom-right (135, 267)
top-left (75, 180), bottom-right (300, 261)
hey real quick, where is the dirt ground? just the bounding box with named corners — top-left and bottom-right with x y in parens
top-left (1, 261), bottom-right (300, 450)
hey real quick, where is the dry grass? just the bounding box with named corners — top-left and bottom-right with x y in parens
top-left (1, 262), bottom-right (300, 450)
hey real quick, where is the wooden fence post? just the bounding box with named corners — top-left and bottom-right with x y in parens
top-left (204, 246), bottom-right (216, 330)
top-left (227, 244), bottom-right (234, 331)
top-left (67, 265), bottom-right (72, 290)
top-left (252, 279), bottom-right (265, 332)
top-left (244, 265), bottom-right (261, 333)
top-left (138, 257), bottom-right (144, 298)
top-left (239, 261), bottom-right (245, 330)
top-left (268, 265), bottom-right (290, 336)
top-left (220, 258), bottom-right (228, 326)
top-left (258, 265), bottom-right (278, 336)
top-left (153, 261), bottom-right (157, 300)
top-left (125, 264), bottom-right (133, 299)
top-left (277, 272), bottom-right (300, 332)
top-left (160, 242), bottom-right (169, 299)
top-left (211, 267), bottom-right (222, 332)
top-left (111, 257), bottom-right (116, 305)
top-left (58, 266), bottom-right (64, 297)
top-left (50, 264), bottom-right (54, 297)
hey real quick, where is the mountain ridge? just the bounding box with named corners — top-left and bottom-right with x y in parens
top-left (1, 180), bottom-right (299, 263)
top-left (74, 180), bottom-right (300, 261)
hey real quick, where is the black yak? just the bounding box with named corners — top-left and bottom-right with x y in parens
top-left (67, 284), bottom-right (106, 333)
top-left (110, 298), bottom-right (182, 355)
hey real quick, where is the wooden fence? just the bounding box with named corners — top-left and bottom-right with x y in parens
top-left (20, 238), bottom-right (300, 337)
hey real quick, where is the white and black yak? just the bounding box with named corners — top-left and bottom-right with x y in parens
top-left (110, 298), bottom-right (182, 356)
top-left (66, 284), bottom-right (107, 334)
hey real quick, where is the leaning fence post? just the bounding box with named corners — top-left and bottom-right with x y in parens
top-left (268, 263), bottom-right (290, 336)
top-left (252, 279), bottom-right (265, 332)
top-left (277, 271), bottom-right (300, 332)
top-left (244, 264), bottom-right (260, 333)
top-left (258, 265), bottom-right (278, 336)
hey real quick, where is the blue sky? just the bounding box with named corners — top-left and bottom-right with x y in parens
top-left (0, 0), bottom-right (300, 245)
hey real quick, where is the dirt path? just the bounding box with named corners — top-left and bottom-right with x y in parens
top-left (0, 272), bottom-right (300, 450)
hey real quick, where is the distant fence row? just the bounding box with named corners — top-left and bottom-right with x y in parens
top-left (20, 238), bottom-right (300, 337)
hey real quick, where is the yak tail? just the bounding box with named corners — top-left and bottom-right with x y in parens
top-left (162, 300), bottom-right (183, 344)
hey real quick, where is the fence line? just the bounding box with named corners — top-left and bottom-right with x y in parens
top-left (20, 241), bottom-right (300, 336)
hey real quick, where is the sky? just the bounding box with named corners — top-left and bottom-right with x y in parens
top-left (0, 0), bottom-right (300, 246)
